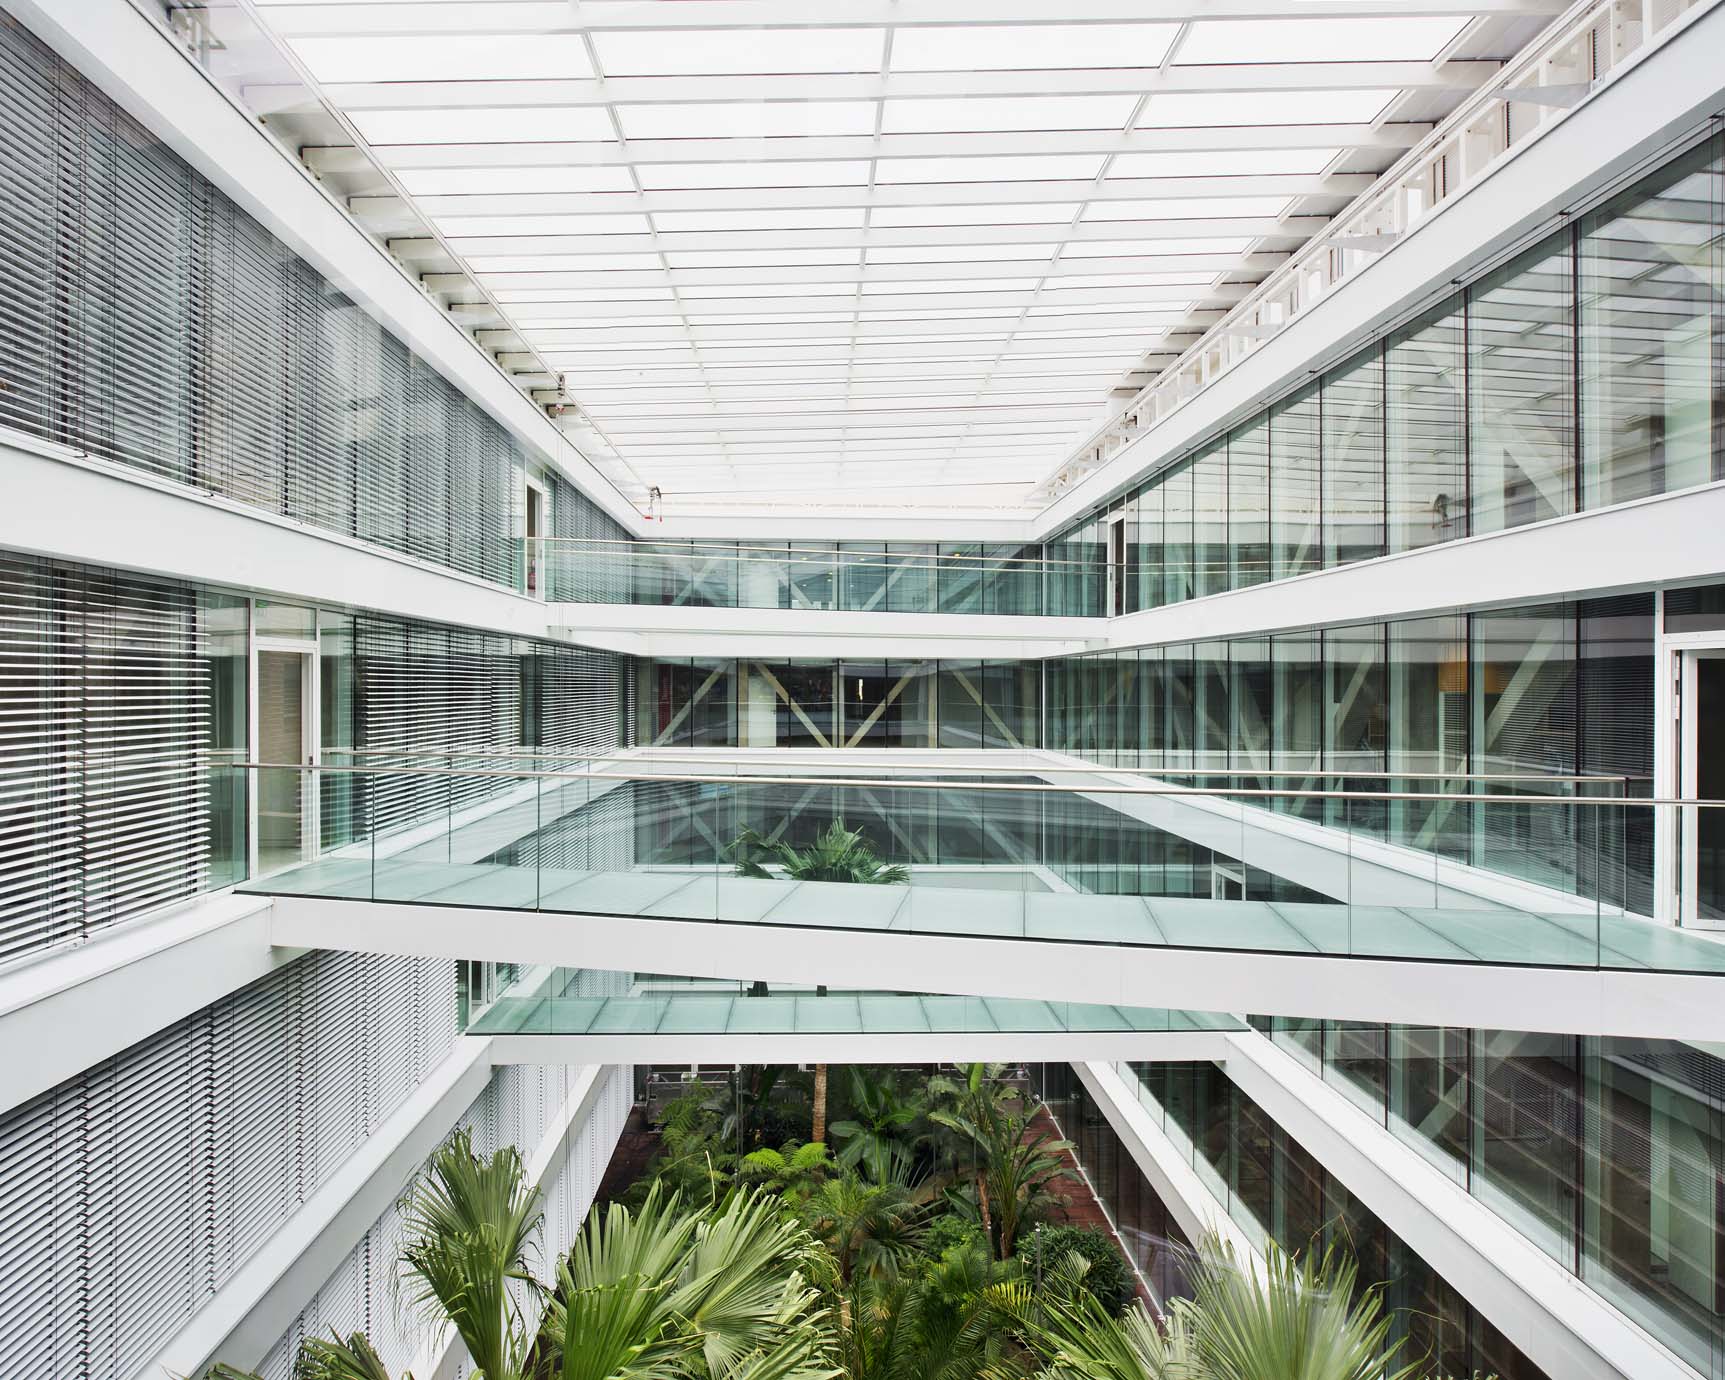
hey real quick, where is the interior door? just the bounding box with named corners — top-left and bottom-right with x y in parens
top-left (1678, 649), bottom-right (1725, 925)
top-left (256, 648), bottom-right (313, 874)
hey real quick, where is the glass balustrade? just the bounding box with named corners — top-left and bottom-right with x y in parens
top-left (524, 539), bottom-right (1104, 616)
top-left (466, 969), bottom-right (1245, 1038)
top-left (228, 758), bottom-right (1725, 974)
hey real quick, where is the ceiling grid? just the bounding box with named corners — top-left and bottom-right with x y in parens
top-left (221, 0), bottom-right (1558, 513)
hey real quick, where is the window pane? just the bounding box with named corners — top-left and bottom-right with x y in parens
top-left (1271, 386), bottom-right (1321, 578)
top-left (1472, 1030), bottom-right (1581, 1265)
top-left (1469, 235), bottom-right (1576, 534)
top-left (1193, 444), bottom-right (1230, 596)
top-left (1229, 418), bottom-right (1270, 588)
top-left (1162, 461), bottom-right (1195, 605)
top-left (1581, 135), bottom-right (1723, 508)
top-left (1322, 347), bottom-right (1386, 566)
top-left (1388, 299), bottom-right (1468, 553)
top-left (1388, 615), bottom-right (1469, 855)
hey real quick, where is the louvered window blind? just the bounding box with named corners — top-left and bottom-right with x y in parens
top-left (0, 949), bottom-right (455, 1377)
top-left (0, 13), bottom-right (625, 590)
top-left (0, 553), bottom-right (211, 965)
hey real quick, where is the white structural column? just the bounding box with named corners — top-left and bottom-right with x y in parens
top-left (1212, 1033), bottom-right (1698, 1380)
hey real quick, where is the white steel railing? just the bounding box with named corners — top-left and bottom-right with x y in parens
top-left (1033, 0), bottom-right (1719, 504)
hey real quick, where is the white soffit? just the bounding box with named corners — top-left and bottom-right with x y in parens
top-left (235, 0), bottom-right (1558, 514)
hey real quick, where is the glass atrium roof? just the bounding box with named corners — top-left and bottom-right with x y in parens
top-left (231, 0), bottom-right (1560, 513)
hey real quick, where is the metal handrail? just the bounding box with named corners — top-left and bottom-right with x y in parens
top-left (327, 744), bottom-right (1635, 785)
top-left (229, 759), bottom-right (1717, 808)
top-left (526, 536), bottom-right (1095, 570)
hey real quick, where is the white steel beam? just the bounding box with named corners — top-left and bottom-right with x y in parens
top-left (262, 0), bottom-right (1568, 37)
top-left (354, 177), bottom-right (1375, 218)
top-left (399, 218), bottom-right (1328, 257)
top-left (308, 124), bottom-right (1429, 170)
top-left (271, 896), bottom-right (1725, 1042)
top-left (257, 63), bottom-right (1497, 110)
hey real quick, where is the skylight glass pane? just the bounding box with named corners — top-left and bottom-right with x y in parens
top-left (466, 252), bottom-right (665, 271)
top-left (352, 107), bottom-right (615, 143)
top-left (666, 249), bottom-right (859, 268)
top-left (1174, 17), bottom-right (1470, 65)
top-left (875, 155), bottom-right (1105, 184)
top-left (593, 29), bottom-right (883, 74)
top-left (637, 161), bottom-right (871, 189)
top-left (396, 167), bottom-right (637, 194)
top-left (1107, 149), bottom-right (1341, 178)
top-left (1082, 196), bottom-right (1290, 221)
top-left (860, 277), bottom-right (1042, 294)
top-left (868, 202), bottom-right (1082, 227)
top-left (1138, 90), bottom-right (1398, 128)
top-left (651, 208), bottom-right (867, 231)
top-left (890, 24), bottom-right (1177, 71)
top-left (881, 96), bottom-right (1135, 134)
top-left (286, 33), bottom-right (594, 81)
top-left (866, 244), bottom-right (1057, 264)
top-left (1058, 235), bottom-right (1254, 258)
top-left (618, 102), bottom-right (877, 139)
top-left (434, 213), bottom-right (653, 236)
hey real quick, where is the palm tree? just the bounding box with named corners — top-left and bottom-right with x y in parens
top-left (731, 819), bottom-right (909, 1148)
top-left (930, 1065), bottom-right (1073, 1260)
top-left (544, 1182), bottom-right (839, 1380)
top-left (400, 1130), bottom-right (544, 1380)
top-left (803, 1174), bottom-right (928, 1288)
top-left (1002, 1234), bottom-right (1431, 1380)
top-left (830, 1067), bottom-right (922, 1184)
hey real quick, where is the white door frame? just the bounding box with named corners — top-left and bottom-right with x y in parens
top-left (1654, 602), bottom-right (1725, 927)
top-left (249, 620), bottom-right (321, 879)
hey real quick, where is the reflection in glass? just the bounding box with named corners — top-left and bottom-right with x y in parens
top-left (1470, 237), bottom-right (1576, 535)
top-left (1581, 136), bottom-right (1722, 509)
top-left (1388, 301), bottom-right (1467, 553)
top-left (1271, 387), bottom-right (1321, 578)
top-left (1322, 348), bottom-right (1386, 567)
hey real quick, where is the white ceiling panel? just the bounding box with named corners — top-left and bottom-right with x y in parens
top-left (243, 0), bottom-right (1525, 511)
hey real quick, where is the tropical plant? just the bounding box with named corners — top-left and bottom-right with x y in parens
top-left (803, 1174), bottom-right (928, 1287)
top-left (400, 1130), bottom-right (544, 1380)
top-left (543, 1183), bottom-right (839, 1380)
top-left (730, 820), bottom-right (911, 886)
top-left (1002, 1234), bottom-right (1430, 1380)
top-left (930, 1064), bottom-right (1073, 1259)
top-left (838, 1263), bottom-right (1018, 1380)
top-left (731, 820), bottom-right (909, 1149)
top-left (741, 1139), bottom-right (836, 1201)
top-left (831, 1066), bottom-right (924, 1185)
top-left (1024, 1226), bottom-right (1135, 1317)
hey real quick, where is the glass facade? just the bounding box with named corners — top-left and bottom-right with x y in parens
top-left (1049, 131), bottom-right (1724, 615)
top-left (1262, 1020), bottom-right (1725, 1379)
top-left (1034, 1061), bottom-right (1548, 1380)
top-left (1045, 595), bottom-right (1655, 913)
top-left (635, 658), bottom-right (1041, 750)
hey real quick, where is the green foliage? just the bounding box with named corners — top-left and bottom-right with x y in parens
top-left (297, 1333), bottom-right (404, 1380)
top-left (741, 1140), bottom-right (835, 1201)
top-left (544, 1183), bottom-right (839, 1380)
top-left (802, 1174), bottom-right (928, 1287)
top-left (830, 1068), bottom-right (924, 1185)
top-left (634, 1082), bottom-right (738, 1207)
top-left (1001, 1233), bottom-right (1429, 1380)
top-left (400, 1130), bottom-right (544, 1380)
top-left (730, 820), bottom-right (911, 886)
top-left (1022, 1227), bottom-right (1134, 1317)
top-left (929, 1065), bottom-right (1074, 1259)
